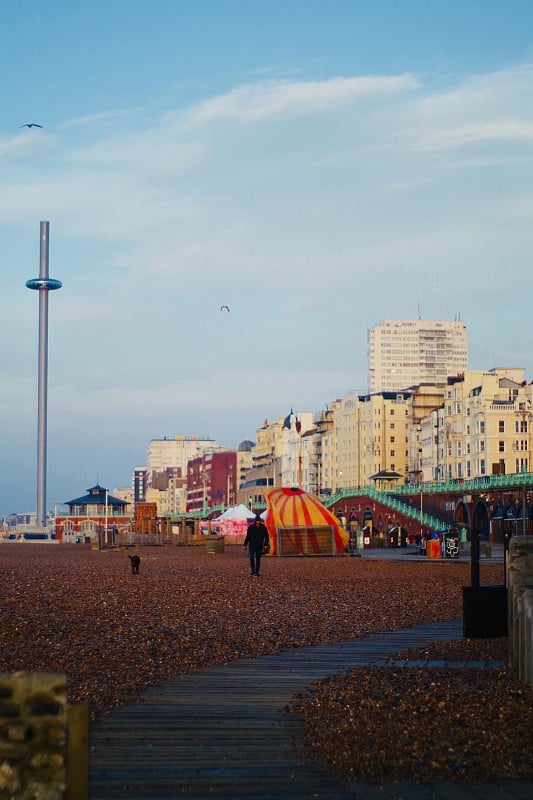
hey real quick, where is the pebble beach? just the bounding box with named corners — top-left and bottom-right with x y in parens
top-left (1, 543), bottom-right (531, 784)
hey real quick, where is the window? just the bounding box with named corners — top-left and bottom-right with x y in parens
top-left (480, 421), bottom-right (485, 434)
top-left (499, 420), bottom-right (505, 433)
top-left (499, 441), bottom-right (505, 453)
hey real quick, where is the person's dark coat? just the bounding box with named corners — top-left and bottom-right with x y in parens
top-left (244, 519), bottom-right (270, 550)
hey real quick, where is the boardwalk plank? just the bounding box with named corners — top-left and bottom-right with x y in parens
top-left (90, 620), bottom-right (529, 799)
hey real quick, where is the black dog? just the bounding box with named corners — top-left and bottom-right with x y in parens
top-left (128, 554), bottom-right (140, 575)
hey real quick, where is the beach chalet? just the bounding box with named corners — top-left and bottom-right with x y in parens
top-left (54, 484), bottom-right (131, 544)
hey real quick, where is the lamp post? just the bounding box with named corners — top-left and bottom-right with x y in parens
top-left (202, 469), bottom-right (207, 515)
top-left (297, 419), bottom-right (302, 488)
top-left (105, 489), bottom-right (109, 546)
top-left (515, 403), bottom-right (532, 536)
top-left (419, 484), bottom-right (423, 538)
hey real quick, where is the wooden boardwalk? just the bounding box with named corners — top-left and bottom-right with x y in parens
top-left (89, 620), bottom-right (529, 799)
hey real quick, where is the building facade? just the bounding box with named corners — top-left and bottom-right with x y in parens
top-left (368, 319), bottom-right (468, 393)
top-left (186, 450), bottom-right (238, 513)
top-left (420, 369), bottom-right (532, 482)
top-left (55, 484), bottom-right (130, 543)
top-left (145, 435), bottom-right (228, 515)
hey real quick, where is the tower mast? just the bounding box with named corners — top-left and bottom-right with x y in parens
top-left (26, 221), bottom-right (62, 529)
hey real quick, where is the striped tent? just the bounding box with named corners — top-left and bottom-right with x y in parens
top-left (264, 487), bottom-right (349, 556)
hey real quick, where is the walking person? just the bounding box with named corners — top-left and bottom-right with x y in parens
top-left (244, 514), bottom-right (270, 577)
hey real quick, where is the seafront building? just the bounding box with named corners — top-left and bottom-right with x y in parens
top-left (54, 484), bottom-right (130, 543)
top-left (420, 368), bottom-right (532, 482)
top-left (186, 450), bottom-right (238, 513)
top-left (145, 436), bottom-right (230, 515)
top-left (14, 311), bottom-right (532, 531)
top-left (368, 319), bottom-right (468, 393)
top-left (107, 320), bottom-right (527, 518)
top-left (124, 368), bottom-right (531, 515)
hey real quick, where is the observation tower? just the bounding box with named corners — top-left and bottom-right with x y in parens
top-left (26, 221), bottom-right (62, 529)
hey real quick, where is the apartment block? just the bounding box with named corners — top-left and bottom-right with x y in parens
top-left (357, 391), bottom-right (411, 482)
top-left (420, 369), bottom-right (532, 481)
top-left (368, 319), bottom-right (468, 393)
top-left (187, 450), bottom-right (238, 512)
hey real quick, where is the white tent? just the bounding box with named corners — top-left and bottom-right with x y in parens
top-left (212, 504), bottom-right (258, 543)
top-left (214, 504), bottom-right (256, 521)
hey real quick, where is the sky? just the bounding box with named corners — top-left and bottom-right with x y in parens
top-left (1, 0), bottom-right (533, 517)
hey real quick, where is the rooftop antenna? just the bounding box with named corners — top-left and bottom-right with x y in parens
top-left (417, 302), bottom-right (421, 320)
top-left (26, 222), bottom-right (62, 528)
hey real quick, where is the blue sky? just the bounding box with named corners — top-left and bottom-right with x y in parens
top-left (1, 1), bottom-right (533, 516)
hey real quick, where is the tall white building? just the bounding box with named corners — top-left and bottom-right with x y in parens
top-left (368, 319), bottom-right (468, 393)
top-left (147, 436), bottom-right (223, 476)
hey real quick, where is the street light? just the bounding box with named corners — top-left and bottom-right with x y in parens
top-left (515, 403), bottom-right (532, 536)
top-left (105, 489), bottom-right (109, 546)
top-left (419, 483), bottom-right (423, 541)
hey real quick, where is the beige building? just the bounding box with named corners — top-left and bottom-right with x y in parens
top-left (358, 391), bottom-right (411, 484)
top-left (238, 418), bottom-right (283, 506)
top-left (420, 368), bottom-right (532, 481)
top-left (368, 319), bottom-right (468, 393)
top-left (241, 408), bottom-right (337, 502)
top-left (146, 435), bottom-right (229, 514)
top-left (147, 436), bottom-right (224, 475)
top-left (280, 411), bottom-right (315, 488)
top-left (332, 390), bottom-right (411, 489)
top-left (407, 383), bottom-right (446, 481)
top-left (333, 393), bottom-right (359, 491)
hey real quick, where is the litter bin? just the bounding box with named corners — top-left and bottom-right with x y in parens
top-left (205, 535), bottom-right (225, 553)
top-left (427, 539), bottom-right (441, 559)
top-left (443, 532), bottom-right (460, 558)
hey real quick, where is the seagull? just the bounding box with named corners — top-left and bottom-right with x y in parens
top-left (220, 305), bottom-right (230, 312)
top-left (20, 123), bottom-right (43, 129)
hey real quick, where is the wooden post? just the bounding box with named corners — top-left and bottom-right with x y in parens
top-left (66, 703), bottom-right (89, 800)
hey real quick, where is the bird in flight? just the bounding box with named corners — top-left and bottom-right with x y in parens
top-left (20, 123), bottom-right (43, 129)
top-left (220, 305), bottom-right (230, 312)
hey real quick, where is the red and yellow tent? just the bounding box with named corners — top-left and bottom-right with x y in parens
top-left (264, 487), bottom-right (348, 556)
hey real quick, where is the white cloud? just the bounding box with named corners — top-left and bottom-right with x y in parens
top-left (59, 108), bottom-right (145, 130)
top-left (408, 120), bottom-right (533, 152)
top-left (182, 74), bottom-right (419, 127)
top-left (3, 65), bottom-right (533, 455)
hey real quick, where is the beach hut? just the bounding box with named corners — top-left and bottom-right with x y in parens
top-left (263, 487), bottom-right (348, 556)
